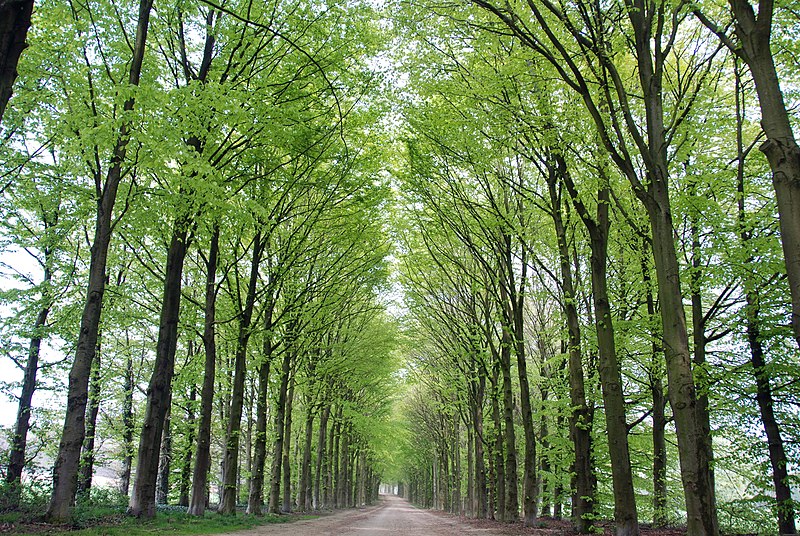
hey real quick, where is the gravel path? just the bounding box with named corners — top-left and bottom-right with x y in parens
top-left (231, 495), bottom-right (521, 536)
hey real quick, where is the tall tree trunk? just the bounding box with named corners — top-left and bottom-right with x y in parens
top-left (499, 339), bottom-right (518, 522)
top-left (626, 6), bottom-right (719, 529)
top-left (640, 239), bottom-right (668, 527)
top-left (314, 404), bottom-right (331, 509)
top-left (337, 424), bottom-right (349, 509)
top-left (546, 170), bottom-right (595, 532)
top-left (734, 68), bottom-right (797, 535)
top-left (688, 183), bottom-right (717, 530)
top-left (329, 408), bottom-right (341, 508)
top-left (178, 384), bottom-right (196, 507)
top-left (0, 0), bottom-right (34, 124)
top-left (298, 406), bottom-right (314, 511)
top-left (470, 373), bottom-right (487, 519)
top-left (119, 346), bottom-right (134, 497)
top-left (499, 233), bottom-right (537, 524)
top-left (563, 168), bottom-right (638, 536)
top-left (452, 420), bottom-right (461, 514)
top-left (466, 419), bottom-right (475, 517)
top-left (268, 350), bottom-right (293, 514)
top-left (47, 0), bottom-right (153, 521)
top-left (219, 232), bottom-right (264, 514)
top-left (282, 376), bottom-right (296, 513)
top-left (5, 266), bottom-right (52, 508)
top-left (489, 365), bottom-right (504, 520)
top-left (128, 219), bottom-right (191, 518)
top-left (188, 225), bottom-right (219, 516)
top-left (78, 348), bottom-right (102, 499)
top-left (156, 406), bottom-right (172, 505)
top-left (247, 303), bottom-right (274, 515)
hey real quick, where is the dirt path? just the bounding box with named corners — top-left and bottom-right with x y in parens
top-left (231, 495), bottom-right (526, 536)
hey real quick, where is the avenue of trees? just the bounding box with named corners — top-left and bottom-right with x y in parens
top-left (391, 0), bottom-right (799, 535)
top-left (1, 0), bottom-right (397, 523)
top-left (1, 0), bottom-right (799, 535)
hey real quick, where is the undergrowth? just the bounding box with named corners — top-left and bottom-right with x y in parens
top-left (0, 482), bottom-right (307, 535)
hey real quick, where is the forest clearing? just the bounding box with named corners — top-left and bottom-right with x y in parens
top-left (0, 0), bottom-right (798, 535)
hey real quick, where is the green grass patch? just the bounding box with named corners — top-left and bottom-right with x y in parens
top-left (7, 510), bottom-right (316, 536)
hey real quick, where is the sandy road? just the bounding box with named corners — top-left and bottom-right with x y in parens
top-left (231, 495), bottom-right (521, 536)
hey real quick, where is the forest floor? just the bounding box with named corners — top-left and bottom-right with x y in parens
top-left (229, 495), bottom-right (689, 536)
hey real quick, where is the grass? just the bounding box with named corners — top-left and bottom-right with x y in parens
top-left (1, 482), bottom-right (317, 535)
top-left (6, 509), bottom-right (316, 536)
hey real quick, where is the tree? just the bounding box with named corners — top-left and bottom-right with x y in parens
top-left (47, 0), bottom-right (154, 520)
top-left (0, 0), bottom-right (34, 123)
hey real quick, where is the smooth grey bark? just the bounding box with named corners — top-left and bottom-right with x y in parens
top-left (188, 225), bottom-right (219, 516)
top-left (119, 348), bottom-right (134, 497)
top-left (268, 350), bottom-right (293, 514)
top-left (281, 377), bottom-right (296, 513)
top-left (642, 246), bottom-right (668, 527)
top-left (489, 365), bottom-right (504, 520)
top-left (178, 383), bottom-right (196, 507)
top-left (298, 406), bottom-right (314, 511)
top-left (128, 219), bottom-right (191, 518)
top-left (247, 302), bottom-right (274, 515)
top-left (545, 166), bottom-right (595, 532)
top-left (219, 232), bottom-right (264, 514)
top-left (562, 162), bottom-right (638, 536)
top-left (156, 406), bottom-right (172, 505)
top-left (77, 349), bottom-right (102, 498)
top-left (499, 233), bottom-right (537, 525)
top-left (313, 403), bottom-right (331, 509)
top-left (734, 70), bottom-right (797, 535)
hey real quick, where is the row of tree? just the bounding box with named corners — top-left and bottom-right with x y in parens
top-left (1, 0), bottom-right (396, 523)
top-left (392, 0), bottom-right (798, 535)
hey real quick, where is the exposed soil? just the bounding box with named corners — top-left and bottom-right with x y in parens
top-left (231, 495), bottom-right (689, 536)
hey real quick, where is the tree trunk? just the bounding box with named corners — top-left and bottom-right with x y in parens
top-left (641, 165), bottom-right (717, 535)
top-left (563, 168), bottom-right (639, 536)
top-left (282, 376), bottom-right (296, 513)
top-left (734, 70), bottom-right (797, 534)
top-left (467, 419), bottom-right (474, 517)
top-left (78, 348), bottom-right (102, 499)
top-left (120, 348), bottom-right (134, 497)
top-left (178, 384), bottom-right (196, 507)
top-left (5, 269), bottom-right (52, 507)
top-left (489, 365), bottom-right (504, 520)
top-left (314, 404), bottom-right (331, 509)
top-left (247, 303), bottom-right (274, 515)
top-left (268, 350), bottom-right (293, 514)
top-left (338, 424), bottom-right (349, 509)
top-left (47, 0), bottom-right (153, 520)
top-left (298, 407), bottom-right (314, 511)
top-left (156, 406), bottom-right (172, 505)
top-left (688, 186), bottom-right (717, 530)
top-left (219, 232), bottom-right (264, 514)
top-left (509, 282), bottom-right (538, 525)
top-left (188, 225), bottom-right (219, 516)
top-left (546, 170), bottom-right (595, 532)
top-left (499, 339), bottom-right (518, 522)
top-left (720, 0), bottom-right (800, 350)
top-left (329, 409), bottom-right (341, 508)
top-left (471, 373), bottom-right (487, 518)
top-left (128, 220), bottom-right (190, 518)
top-left (640, 239), bottom-right (668, 527)
top-left (0, 0), bottom-right (34, 124)
top-left (588, 221), bottom-right (638, 536)
top-left (626, 5), bottom-right (720, 530)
